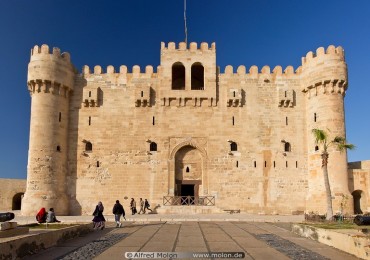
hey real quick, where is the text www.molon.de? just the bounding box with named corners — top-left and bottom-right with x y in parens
top-left (125, 251), bottom-right (245, 259)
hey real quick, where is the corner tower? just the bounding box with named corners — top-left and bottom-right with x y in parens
top-left (21, 44), bottom-right (75, 216)
top-left (302, 46), bottom-right (352, 214)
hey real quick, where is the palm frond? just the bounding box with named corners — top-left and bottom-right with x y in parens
top-left (312, 129), bottom-right (327, 143)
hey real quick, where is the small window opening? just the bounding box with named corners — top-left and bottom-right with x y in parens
top-left (286, 116), bottom-right (288, 125)
top-left (315, 145), bottom-right (319, 151)
top-left (58, 112), bottom-right (61, 122)
top-left (186, 166), bottom-right (190, 173)
top-left (141, 91), bottom-right (144, 97)
top-left (97, 161), bottom-right (100, 167)
top-left (56, 146), bottom-right (61, 152)
top-left (150, 142), bottom-right (157, 152)
top-left (284, 142), bottom-right (291, 152)
top-left (233, 91), bottom-right (236, 97)
top-left (232, 116), bottom-right (235, 126)
top-left (152, 116), bottom-right (155, 126)
top-left (273, 161), bottom-right (276, 168)
top-left (264, 161), bottom-right (267, 167)
top-left (85, 142), bottom-right (92, 152)
top-left (191, 62), bottom-right (204, 90)
top-left (89, 91), bottom-right (91, 97)
top-left (254, 161), bottom-right (257, 168)
top-left (284, 91), bottom-right (287, 97)
top-left (314, 113), bottom-right (317, 122)
top-left (172, 62), bottom-right (185, 90)
top-left (88, 116), bottom-right (91, 126)
top-left (230, 142), bottom-right (237, 151)
top-left (236, 161), bottom-right (239, 168)
top-left (286, 161), bottom-right (288, 168)
top-left (296, 161), bottom-right (298, 168)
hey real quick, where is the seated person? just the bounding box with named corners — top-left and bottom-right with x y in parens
top-left (46, 208), bottom-right (61, 223)
top-left (36, 207), bottom-right (47, 223)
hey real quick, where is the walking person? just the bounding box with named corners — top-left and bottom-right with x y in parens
top-left (112, 200), bottom-right (125, 227)
top-left (92, 201), bottom-right (106, 230)
top-left (130, 198), bottom-right (137, 215)
top-left (138, 198), bottom-right (145, 214)
top-left (144, 199), bottom-right (152, 213)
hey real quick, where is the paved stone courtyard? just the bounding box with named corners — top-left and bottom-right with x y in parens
top-left (22, 221), bottom-right (359, 260)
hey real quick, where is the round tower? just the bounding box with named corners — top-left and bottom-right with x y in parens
top-left (21, 44), bottom-right (75, 216)
top-left (302, 45), bottom-right (352, 214)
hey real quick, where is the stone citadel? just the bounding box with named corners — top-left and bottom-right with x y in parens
top-left (18, 42), bottom-right (370, 216)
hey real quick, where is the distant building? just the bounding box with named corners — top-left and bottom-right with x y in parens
top-left (20, 42), bottom-right (370, 216)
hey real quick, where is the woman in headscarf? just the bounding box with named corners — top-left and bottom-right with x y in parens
top-left (92, 201), bottom-right (106, 230)
top-left (36, 207), bottom-right (47, 223)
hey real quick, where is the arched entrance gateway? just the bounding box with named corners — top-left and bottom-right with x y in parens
top-left (174, 146), bottom-right (202, 203)
top-left (352, 190), bottom-right (363, 214)
top-left (164, 139), bottom-right (214, 206)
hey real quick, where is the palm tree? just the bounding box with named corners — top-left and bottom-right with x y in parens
top-left (312, 129), bottom-right (355, 220)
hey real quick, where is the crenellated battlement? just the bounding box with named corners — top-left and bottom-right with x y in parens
top-left (222, 64), bottom-right (301, 78)
top-left (82, 64), bottom-right (158, 78)
top-left (30, 44), bottom-right (71, 63)
top-left (301, 45), bottom-right (345, 67)
top-left (160, 42), bottom-right (216, 52)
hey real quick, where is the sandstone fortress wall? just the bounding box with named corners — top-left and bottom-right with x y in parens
top-left (19, 42), bottom-right (369, 216)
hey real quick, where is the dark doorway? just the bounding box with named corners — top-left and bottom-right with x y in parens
top-left (12, 193), bottom-right (24, 210)
top-left (181, 184), bottom-right (194, 197)
top-left (352, 190), bottom-right (363, 214)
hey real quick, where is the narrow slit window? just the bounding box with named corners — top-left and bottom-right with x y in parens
top-left (285, 116), bottom-right (288, 125)
top-left (230, 142), bottom-right (237, 151)
top-left (264, 161), bottom-right (267, 167)
top-left (85, 142), bottom-right (92, 152)
top-left (236, 161), bottom-right (239, 168)
top-left (150, 142), bottom-right (157, 152)
top-left (296, 161), bottom-right (298, 168)
top-left (314, 113), bottom-right (317, 122)
top-left (286, 161), bottom-right (288, 168)
top-left (88, 116), bottom-right (91, 126)
top-left (254, 161), bottom-right (256, 168)
top-left (89, 91), bottom-right (91, 97)
top-left (141, 91), bottom-right (144, 97)
top-left (273, 161), bottom-right (276, 168)
top-left (232, 116), bottom-right (235, 126)
top-left (56, 146), bottom-right (61, 152)
top-left (284, 142), bottom-right (291, 152)
top-left (233, 91), bottom-right (236, 97)
top-left (152, 116), bottom-right (155, 126)
top-left (97, 161), bottom-right (100, 167)
top-left (59, 112), bottom-right (61, 122)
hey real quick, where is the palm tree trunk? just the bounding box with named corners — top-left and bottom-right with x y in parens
top-left (322, 152), bottom-right (333, 220)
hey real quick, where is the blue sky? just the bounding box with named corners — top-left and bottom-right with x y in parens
top-left (0, 0), bottom-right (369, 179)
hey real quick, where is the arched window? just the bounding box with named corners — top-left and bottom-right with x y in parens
top-left (85, 142), bottom-right (92, 152)
top-left (56, 145), bottom-right (61, 152)
top-left (315, 145), bottom-right (319, 151)
top-left (186, 166), bottom-right (190, 173)
top-left (150, 142), bottom-right (157, 152)
top-left (284, 142), bottom-right (291, 152)
top-left (230, 142), bottom-right (237, 151)
top-left (172, 62), bottom-right (185, 90)
top-left (191, 62), bottom-right (204, 90)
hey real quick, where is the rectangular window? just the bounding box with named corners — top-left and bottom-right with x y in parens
top-left (254, 161), bottom-right (256, 168)
top-left (59, 112), bottom-right (61, 122)
top-left (89, 116), bottom-right (91, 126)
top-left (285, 116), bottom-right (288, 126)
top-left (152, 116), bottom-right (155, 125)
top-left (232, 116), bottom-right (235, 126)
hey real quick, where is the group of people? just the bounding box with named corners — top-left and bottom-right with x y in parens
top-left (92, 198), bottom-right (153, 230)
top-left (36, 208), bottom-right (60, 223)
top-left (130, 198), bottom-right (152, 215)
top-left (36, 198), bottom-right (153, 230)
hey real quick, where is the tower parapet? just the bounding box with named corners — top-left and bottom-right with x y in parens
top-left (22, 44), bottom-right (76, 216)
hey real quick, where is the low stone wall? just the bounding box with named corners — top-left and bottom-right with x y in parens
top-left (0, 223), bottom-right (93, 259)
top-left (292, 223), bottom-right (370, 259)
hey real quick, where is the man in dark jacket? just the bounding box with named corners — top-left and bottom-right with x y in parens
top-left (112, 200), bottom-right (125, 227)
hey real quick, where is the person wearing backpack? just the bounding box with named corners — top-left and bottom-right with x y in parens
top-left (112, 200), bottom-right (125, 228)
